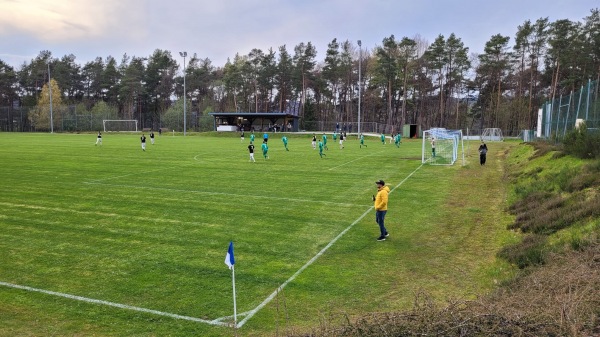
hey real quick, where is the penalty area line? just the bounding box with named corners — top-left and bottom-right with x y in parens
top-left (327, 150), bottom-right (384, 171)
top-left (236, 162), bottom-right (424, 328)
top-left (0, 281), bottom-right (228, 327)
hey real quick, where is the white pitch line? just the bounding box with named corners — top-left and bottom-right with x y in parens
top-left (236, 162), bottom-right (425, 328)
top-left (327, 150), bottom-right (384, 171)
top-left (84, 181), bottom-right (366, 208)
top-left (0, 281), bottom-right (228, 326)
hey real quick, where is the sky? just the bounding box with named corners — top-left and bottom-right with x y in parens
top-left (0, 0), bottom-right (597, 70)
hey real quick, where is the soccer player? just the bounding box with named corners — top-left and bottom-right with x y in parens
top-left (140, 134), bottom-right (146, 151)
top-left (322, 133), bottom-right (328, 150)
top-left (311, 134), bottom-right (317, 149)
top-left (380, 133), bottom-right (386, 145)
top-left (95, 131), bottom-right (102, 145)
top-left (431, 138), bottom-right (436, 158)
top-left (241, 130), bottom-right (245, 142)
top-left (360, 133), bottom-right (367, 148)
top-left (318, 140), bottom-right (326, 158)
top-left (250, 132), bottom-right (255, 143)
top-left (339, 132), bottom-right (344, 149)
top-left (394, 133), bottom-right (401, 148)
top-left (261, 141), bottom-right (269, 159)
top-left (282, 135), bottom-right (289, 151)
top-left (263, 132), bottom-right (269, 143)
top-left (150, 130), bottom-right (155, 145)
top-left (332, 131), bottom-right (337, 142)
top-left (248, 141), bottom-right (256, 162)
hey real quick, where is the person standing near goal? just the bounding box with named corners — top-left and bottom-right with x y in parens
top-left (478, 141), bottom-right (488, 165)
top-left (95, 131), bottom-right (102, 146)
top-left (140, 134), bottom-right (146, 151)
top-left (431, 138), bottom-right (436, 158)
top-left (373, 180), bottom-right (390, 241)
top-left (150, 130), bottom-right (155, 145)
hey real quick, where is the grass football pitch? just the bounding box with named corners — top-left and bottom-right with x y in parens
top-left (0, 132), bottom-right (516, 336)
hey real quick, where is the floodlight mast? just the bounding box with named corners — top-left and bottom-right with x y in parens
top-left (357, 40), bottom-right (361, 135)
top-left (47, 61), bottom-right (54, 133)
top-left (179, 51), bottom-right (187, 136)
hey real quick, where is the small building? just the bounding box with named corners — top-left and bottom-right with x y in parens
top-left (208, 112), bottom-right (300, 132)
top-left (402, 124), bottom-right (421, 138)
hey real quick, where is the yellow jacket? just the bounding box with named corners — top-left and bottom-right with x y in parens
top-left (374, 185), bottom-right (390, 211)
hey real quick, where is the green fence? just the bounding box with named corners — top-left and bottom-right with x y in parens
top-left (540, 79), bottom-right (600, 139)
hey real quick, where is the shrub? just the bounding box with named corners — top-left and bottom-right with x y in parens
top-left (497, 234), bottom-right (547, 268)
top-left (563, 123), bottom-right (600, 159)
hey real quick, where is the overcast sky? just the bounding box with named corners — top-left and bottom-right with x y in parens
top-left (0, 0), bottom-right (597, 70)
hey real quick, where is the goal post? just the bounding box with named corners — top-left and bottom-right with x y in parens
top-left (422, 128), bottom-right (464, 166)
top-left (481, 128), bottom-right (504, 141)
top-left (103, 120), bottom-right (138, 132)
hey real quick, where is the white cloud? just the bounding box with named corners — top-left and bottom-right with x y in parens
top-left (0, 0), bottom-right (146, 42)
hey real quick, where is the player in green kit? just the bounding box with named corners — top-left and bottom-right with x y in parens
top-left (322, 133), bottom-right (328, 150)
top-left (394, 133), bottom-right (401, 148)
top-left (332, 131), bottom-right (337, 142)
top-left (380, 133), bottom-right (386, 145)
top-left (282, 135), bottom-right (289, 151)
top-left (250, 132), bottom-right (255, 143)
top-left (261, 141), bottom-right (269, 159)
top-left (318, 140), bottom-right (326, 158)
top-left (360, 133), bottom-right (367, 148)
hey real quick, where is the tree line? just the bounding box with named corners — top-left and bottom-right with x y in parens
top-left (0, 8), bottom-right (598, 133)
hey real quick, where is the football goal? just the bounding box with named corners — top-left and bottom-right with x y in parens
top-left (422, 128), bottom-right (464, 166)
top-left (481, 128), bottom-right (504, 141)
top-left (103, 120), bottom-right (138, 132)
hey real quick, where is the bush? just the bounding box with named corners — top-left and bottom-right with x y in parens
top-left (497, 234), bottom-right (547, 268)
top-left (563, 123), bottom-right (600, 159)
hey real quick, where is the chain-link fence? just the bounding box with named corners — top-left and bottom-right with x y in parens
top-left (539, 80), bottom-right (600, 139)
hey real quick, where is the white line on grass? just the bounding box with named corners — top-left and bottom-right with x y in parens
top-left (83, 182), bottom-right (366, 208)
top-left (1, 164), bottom-right (423, 328)
top-left (327, 150), bottom-right (384, 171)
top-left (0, 281), bottom-right (229, 326)
top-left (235, 162), bottom-right (425, 328)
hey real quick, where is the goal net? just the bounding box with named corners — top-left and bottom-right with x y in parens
top-left (422, 128), bottom-right (464, 166)
top-left (103, 120), bottom-right (138, 132)
top-left (481, 128), bottom-right (504, 141)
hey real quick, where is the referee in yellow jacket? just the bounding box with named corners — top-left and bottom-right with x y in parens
top-left (373, 180), bottom-right (390, 241)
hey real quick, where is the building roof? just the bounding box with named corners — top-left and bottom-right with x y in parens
top-left (208, 112), bottom-right (299, 118)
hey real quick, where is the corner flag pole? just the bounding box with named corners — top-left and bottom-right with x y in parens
top-left (232, 264), bottom-right (237, 328)
top-left (225, 241), bottom-right (237, 328)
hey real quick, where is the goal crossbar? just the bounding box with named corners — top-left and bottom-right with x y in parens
top-left (103, 120), bottom-right (138, 132)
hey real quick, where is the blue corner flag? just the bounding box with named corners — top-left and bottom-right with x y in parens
top-left (225, 241), bottom-right (235, 270)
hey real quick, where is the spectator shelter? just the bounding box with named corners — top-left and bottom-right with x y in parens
top-left (208, 112), bottom-right (300, 132)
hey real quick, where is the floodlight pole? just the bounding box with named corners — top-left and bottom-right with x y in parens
top-left (179, 51), bottom-right (187, 136)
top-left (48, 61), bottom-right (54, 133)
top-left (357, 40), bottom-right (362, 135)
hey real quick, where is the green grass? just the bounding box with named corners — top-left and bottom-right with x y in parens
top-left (0, 133), bottom-right (517, 336)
